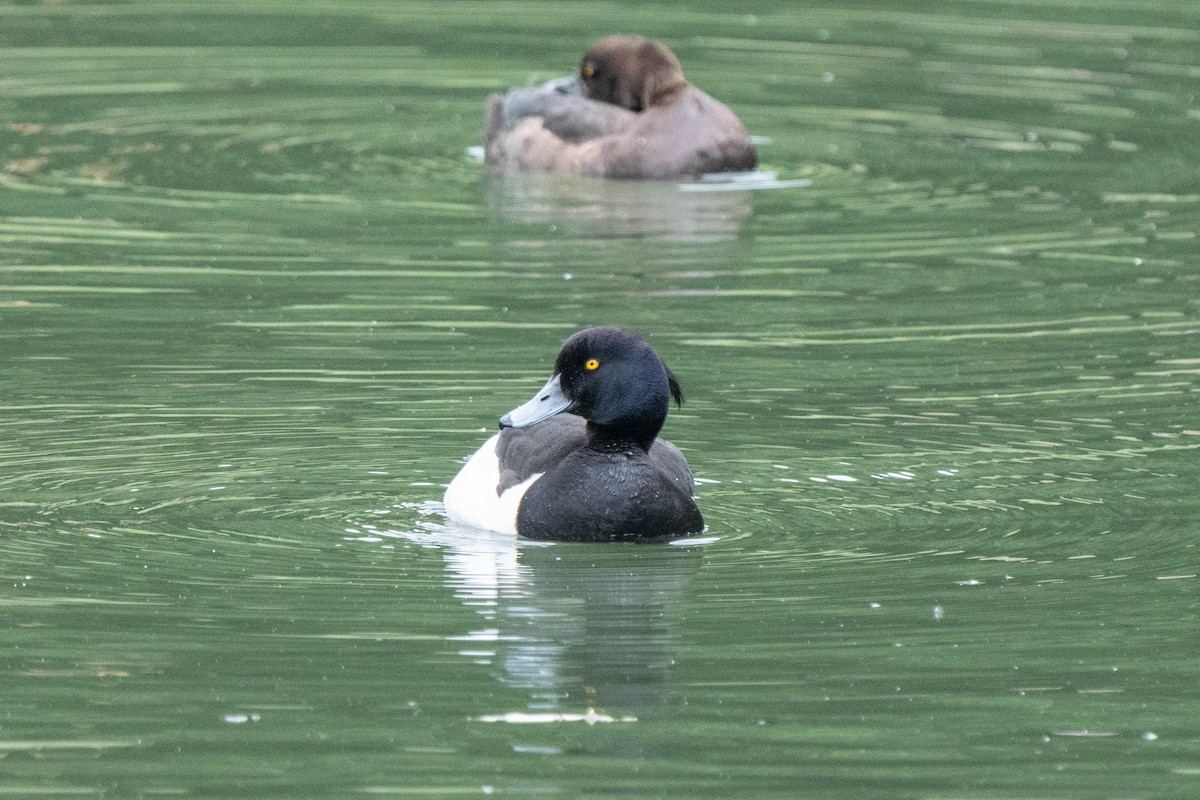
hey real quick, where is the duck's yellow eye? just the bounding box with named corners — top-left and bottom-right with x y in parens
top-left (582, 63), bottom-right (595, 79)
top-left (585, 358), bottom-right (600, 371)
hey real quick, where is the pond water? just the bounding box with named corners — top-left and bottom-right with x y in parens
top-left (2, 2), bottom-right (1198, 798)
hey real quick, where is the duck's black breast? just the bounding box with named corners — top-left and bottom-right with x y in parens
top-left (508, 435), bottom-right (703, 542)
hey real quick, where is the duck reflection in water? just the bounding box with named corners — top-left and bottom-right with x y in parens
top-left (484, 169), bottom-right (753, 244)
top-left (400, 522), bottom-right (701, 717)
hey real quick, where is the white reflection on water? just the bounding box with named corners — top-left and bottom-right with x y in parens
top-left (476, 710), bottom-right (637, 724)
top-left (361, 507), bottom-right (701, 719)
top-left (677, 171), bottom-right (813, 192)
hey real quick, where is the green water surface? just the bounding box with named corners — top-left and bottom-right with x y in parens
top-left (2, 2), bottom-right (1198, 798)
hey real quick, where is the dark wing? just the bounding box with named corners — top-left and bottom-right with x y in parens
top-left (496, 413), bottom-right (696, 500)
top-left (494, 81), bottom-right (635, 141)
top-left (495, 414), bottom-right (588, 495)
top-left (535, 94), bottom-right (634, 142)
top-left (648, 438), bottom-right (695, 497)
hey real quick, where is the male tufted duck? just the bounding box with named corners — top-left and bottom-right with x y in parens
top-left (485, 35), bottom-right (757, 180)
top-left (444, 327), bottom-right (704, 541)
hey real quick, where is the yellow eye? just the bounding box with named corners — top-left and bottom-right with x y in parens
top-left (582, 63), bottom-right (595, 79)
top-left (585, 358), bottom-right (600, 371)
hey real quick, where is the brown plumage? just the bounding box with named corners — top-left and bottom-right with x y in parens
top-left (485, 35), bottom-right (757, 180)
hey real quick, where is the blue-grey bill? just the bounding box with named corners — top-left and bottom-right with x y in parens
top-left (544, 74), bottom-right (582, 96)
top-left (500, 374), bottom-right (572, 428)
top-left (501, 75), bottom-right (581, 123)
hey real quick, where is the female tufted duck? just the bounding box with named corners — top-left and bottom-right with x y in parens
top-left (485, 35), bottom-right (757, 180)
top-left (444, 327), bottom-right (704, 541)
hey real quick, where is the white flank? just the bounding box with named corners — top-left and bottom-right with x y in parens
top-left (444, 434), bottom-right (540, 534)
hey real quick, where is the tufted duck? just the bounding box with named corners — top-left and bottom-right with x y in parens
top-left (444, 327), bottom-right (704, 540)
